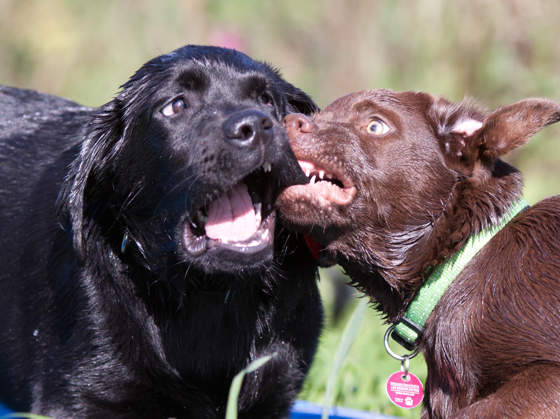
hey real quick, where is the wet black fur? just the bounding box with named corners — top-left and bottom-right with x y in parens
top-left (0, 45), bottom-right (322, 418)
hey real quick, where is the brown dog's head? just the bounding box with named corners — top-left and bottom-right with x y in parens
top-left (277, 89), bottom-right (560, 317)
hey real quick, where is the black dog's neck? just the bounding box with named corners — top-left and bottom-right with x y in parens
top-left (87, 250), bottom-right (278, 383)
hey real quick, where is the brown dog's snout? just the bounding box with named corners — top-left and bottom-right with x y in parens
top-left (284, 113), bottom-right (317, 142)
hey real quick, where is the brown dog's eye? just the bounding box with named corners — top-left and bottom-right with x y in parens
top-left (367, 119), bottom-right (390, 135)
top-left (259, 92), bottom-right (274, 107)
top-left (161, 98), bottom-right (187, 117)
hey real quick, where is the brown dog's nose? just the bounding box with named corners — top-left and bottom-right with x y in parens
top-left (284, 113), bottom-right (316, 139)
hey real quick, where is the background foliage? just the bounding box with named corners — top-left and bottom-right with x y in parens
top-left (2, 1), bottom-right (559, 417)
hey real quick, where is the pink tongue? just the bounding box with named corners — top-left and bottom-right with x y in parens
top-left (205, 183), bottom-right (258, 242)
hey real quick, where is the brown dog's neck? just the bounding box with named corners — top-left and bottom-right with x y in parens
top-left (340, 159), bottom-right (523, 322)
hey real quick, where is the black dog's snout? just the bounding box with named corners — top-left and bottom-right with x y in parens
top-left (223, 110), bottom-right (273, 146)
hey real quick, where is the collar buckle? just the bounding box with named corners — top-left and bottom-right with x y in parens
top-left (384, 324), bottom-right (419, 361)
top-left (393, 317), bottom-right (423, 351)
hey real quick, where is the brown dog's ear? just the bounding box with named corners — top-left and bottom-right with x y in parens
top-left (479, 98), bottom-right (560, 159)
top-left (431, 98), bottom-right (486, 175)
top-left (435, 97), bottom-right (560, 175)
top-left (439, 120), bottom-right (484, 175)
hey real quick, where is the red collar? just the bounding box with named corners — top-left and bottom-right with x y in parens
top-left (303, 235), bottom-right (321, 260)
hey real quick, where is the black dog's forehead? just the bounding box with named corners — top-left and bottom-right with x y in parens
top-left (119, 46), bottom-right (283, 109)
top-left (138, 44), bottom-right (279, 89)
top-left (169, 61), bottom-right (272, 92)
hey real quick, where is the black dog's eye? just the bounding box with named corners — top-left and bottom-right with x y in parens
top-left (161, 98), bottom-right (187, 117)
top-left (367, 118), bottom-right (390, 135)
top-left (259, 92), bottom-right (274, 107)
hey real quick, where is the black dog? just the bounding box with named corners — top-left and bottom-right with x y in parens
top-left (0, 45), bottom-right (322, 418)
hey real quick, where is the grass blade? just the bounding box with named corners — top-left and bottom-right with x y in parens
top-left (226, 353), bottom-right (276, 419)
top-left (322, 298), bottom-right (368, 419)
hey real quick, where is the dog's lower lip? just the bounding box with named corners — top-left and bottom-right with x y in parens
top-left (183, 227), bottom-right (207, 257)
top-left (281, 182), bottom-right (357, 207)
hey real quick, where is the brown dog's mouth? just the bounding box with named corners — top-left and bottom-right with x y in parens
top-left (281, 159), bottom-right (356, 206)
top-left (183, 164), bottom-right (275, 257)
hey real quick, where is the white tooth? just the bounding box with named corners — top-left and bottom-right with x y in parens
top-left (254, 203), bottom-right (262, 226)
top-left (319, 170), bottom-right (325, 179)
top-left (263, 163), bottom-right (272, 173)
top-left (305, 168), bottom-right (311, 177)
top-left (309, 175), bottom-right (316, 185)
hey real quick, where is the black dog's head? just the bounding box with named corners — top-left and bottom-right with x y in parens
top-left (64, 45), bottom-right (317, 275)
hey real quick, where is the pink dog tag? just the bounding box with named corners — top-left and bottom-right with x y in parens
top-left (386, 371), bottom-right (424, 409)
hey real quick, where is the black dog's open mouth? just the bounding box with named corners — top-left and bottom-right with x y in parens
top-left (183, 163), bottom-right (276, 256)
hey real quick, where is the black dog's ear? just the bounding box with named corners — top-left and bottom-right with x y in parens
top-left (65, 99), bottom-right (126, 258)
top-left (281, 82), bottom-right (318, 115)
top-left (478, 98), bottom-right (560, 160)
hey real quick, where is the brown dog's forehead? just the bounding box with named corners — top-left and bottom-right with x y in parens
top-left (319, 89), bottom-right (434, 121)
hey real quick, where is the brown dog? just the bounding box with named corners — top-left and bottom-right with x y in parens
top-left (277, 89), bottom-right (560, 417)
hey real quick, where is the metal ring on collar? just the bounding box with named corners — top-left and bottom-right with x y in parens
top-left (384, 324), bottom-right (419, 361)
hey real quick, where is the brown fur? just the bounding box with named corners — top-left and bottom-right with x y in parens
top-left (277, 89), bottom-right (560, 417)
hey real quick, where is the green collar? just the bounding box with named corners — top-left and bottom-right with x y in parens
top-left (392, 198), bottom-right (530, 350)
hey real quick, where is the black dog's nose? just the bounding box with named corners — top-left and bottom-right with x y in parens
top-left (223, 110), bottom-right (273, 146)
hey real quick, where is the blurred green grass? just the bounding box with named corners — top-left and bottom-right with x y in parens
top-left (301, 268), bottom-right (426, 418)
top-left (2, 1), bottom-right (560, 417)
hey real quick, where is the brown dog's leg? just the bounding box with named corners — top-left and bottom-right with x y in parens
top-left (454, 364), bottom-right (560, 418)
